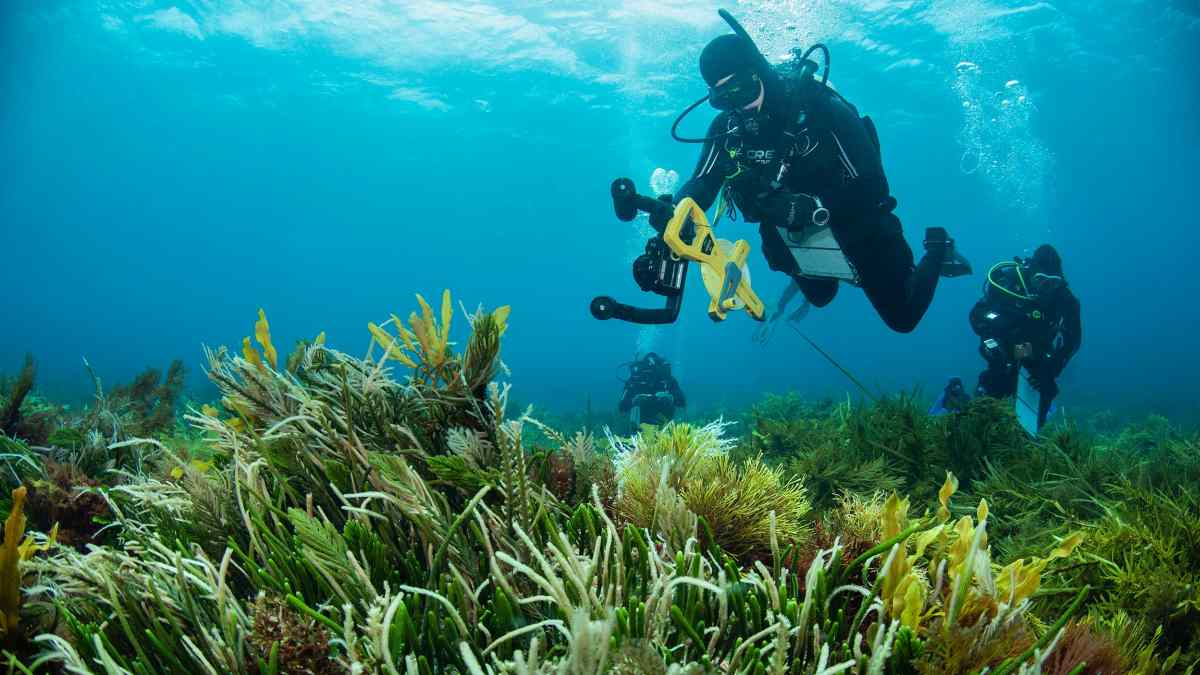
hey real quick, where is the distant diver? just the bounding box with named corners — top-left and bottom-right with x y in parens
top-left (969, 244), bottom-right (1081, 430)
top-left (618, 352), bottom-right (687, 430)
top-left (929, 376), bottom-right (971, 415)
top-left (661, 9), bottom-right (971, 333)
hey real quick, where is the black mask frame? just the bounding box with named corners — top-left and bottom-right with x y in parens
top-left (708, 70), bottom-right (761, 111)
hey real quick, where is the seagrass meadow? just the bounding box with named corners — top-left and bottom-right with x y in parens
top-left (0, 293), bottom-right (1198, 674)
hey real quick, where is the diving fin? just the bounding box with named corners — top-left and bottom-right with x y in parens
top-left (942, 249), bottom-right (973, 278)
top-left (924, 227), bottom-right (973, 278)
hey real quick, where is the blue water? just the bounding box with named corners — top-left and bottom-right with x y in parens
top-left (2, 1), bottom-right (1198, 421)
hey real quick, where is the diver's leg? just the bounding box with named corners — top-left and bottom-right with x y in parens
top-left (995, 365), bottom-right (1020, 398)
top-left (977, 365), bottom-right (1007, 398)
top-left (843, 213), bottom-right (943, 333)
top-left (793, 275), bottom-right (838, 307)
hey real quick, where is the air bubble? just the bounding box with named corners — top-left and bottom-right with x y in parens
top-left (650, 168), bottom-right (680, 196)
top-left (953, 61), bottom-right (1050, 219)
top-left (960, 148), bottom-right (981, 175)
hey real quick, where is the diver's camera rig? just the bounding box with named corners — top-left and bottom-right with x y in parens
top-left (590, 178), bottom-right (690, 325)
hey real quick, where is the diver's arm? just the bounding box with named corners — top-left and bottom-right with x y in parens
top-left (674, 116), bottom-right (729, 211)
top-left (819, 91), bottom-right (890, 219)
top-left (1051, 292), bottom-right (1082, 375)
top-left (968, 300), bottom-right (993, 338)
top-left (618, 385), bottom-right (635, 413)
top-left (970, 300), bottom-right (1013, 366)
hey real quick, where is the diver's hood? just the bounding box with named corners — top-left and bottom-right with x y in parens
top-left (672, 9), bottom-right (825, 144)
top-left (712, 10), bottom-right (776, 84)
top-left (671, 10), bottom-right (775, 143)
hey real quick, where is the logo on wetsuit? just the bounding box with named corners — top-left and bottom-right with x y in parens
top-left (745, 149), bottom-right (776, 163)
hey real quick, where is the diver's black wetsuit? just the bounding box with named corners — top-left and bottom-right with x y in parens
top-left (970, 264), bottom-right (1081, 426)
top-left (675, 77), bottom-right (946, 333)
top-left (619, 355), bottom-right (686, 426)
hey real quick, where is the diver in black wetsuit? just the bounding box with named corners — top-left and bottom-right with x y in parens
top-left (970, 245), bottom-right (1081, 429)
top-left (930, 376), bottom-right (972, 415)
top-left (671, 21), bottom-right (971, 333)
top-left (618, 353), bottom-right (686, 429)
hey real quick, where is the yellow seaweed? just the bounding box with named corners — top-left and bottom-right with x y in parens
top-left (880, 492), bottom-right (925, 629)
top-left (882, 492), bottom-right (910, 541)
top-left (242, 337), bottom-right (263, 371)
top-left (255, 309), bottom-right (277, 370)
top-left (17, 524), bottom-right (55, 563)
top-left (368, 322), bottom-right (418, 369)
top-left (938, 472), bottom-right (958, 523)
top-left (1049, 531), bottom-right (1084, 560)
top-left (391, 314), bottom-right (417, 351)
top-left (913, 524), bottom-right (945, 559)
top-left (415, 294), bottom-right (436, 345)
top-left (0, 487), bottom-right (28, 636)
top-left (170, 459), bottom-right (215, 480)
top-left (494, 305), bottom-right (511, 335)
top-left (947, 515), bottom-right (977, 584)
top-left (1, 486), bottom-right (56, 638)
top-left (995, 531), bottom-right (1084, 606)
top-left (399, 290), bottom-right (456, 379)
top-left (898, 574), bottom-right (927, 630)
top-left (439, 288), bottom-right (452, 342)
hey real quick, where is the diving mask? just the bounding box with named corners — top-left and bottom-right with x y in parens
top-left (1030, 272), bottom-right (1064, 295)
top-left (709, 70), bottom-right (761, 111)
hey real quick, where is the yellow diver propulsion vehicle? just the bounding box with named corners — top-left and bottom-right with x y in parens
top-left (663, 198), bottom-right (765, 322)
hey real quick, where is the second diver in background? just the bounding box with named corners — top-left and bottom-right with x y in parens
top-left (968, 244), bottom-right (1082, 430)
top-left (619, 352), bottom-right (687, 431)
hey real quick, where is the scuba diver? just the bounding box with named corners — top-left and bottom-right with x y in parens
top-left (668, 10), bottom-right (972, 333)
top-left (969, 244), bottom-right (1081, 430)
top-left (929, 377), bottom-right (971, 415)
top-left (618, 352), bottom-right (687, 429)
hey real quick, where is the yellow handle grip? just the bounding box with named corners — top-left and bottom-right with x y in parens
top-left (663, 199), bottom-right (765, 322)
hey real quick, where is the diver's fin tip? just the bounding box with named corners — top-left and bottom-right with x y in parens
top-left (924, 227), bottom-right (972, 278)
top-left (940, 258), bottom-right (973, 278)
